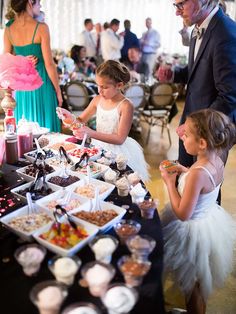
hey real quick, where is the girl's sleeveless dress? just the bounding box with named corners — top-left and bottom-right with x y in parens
top-left (161, 166), bottom-right (236, 301)
top-left (91, 100), bottom-right (150, 182)
top-left (6, 20), bottom-right (61, 132)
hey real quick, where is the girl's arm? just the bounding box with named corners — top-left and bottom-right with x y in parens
top-left (39, 24), bottom-right (62, 106)
top-left (161, 167), bottom-right (206, 220)
top-left (75, 99), bottom-right (133, 145)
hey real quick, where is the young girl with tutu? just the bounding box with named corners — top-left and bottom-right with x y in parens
top-left (159, 109), bottom-right (236, 314)
top-left (57, 60), bottom-right (149, 181)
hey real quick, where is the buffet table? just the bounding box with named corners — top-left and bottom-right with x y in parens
top-left (0, 154), bottom-right (165, 314)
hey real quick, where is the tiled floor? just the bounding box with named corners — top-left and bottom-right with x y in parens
top-left (134, 100), bottom-right (236, 314)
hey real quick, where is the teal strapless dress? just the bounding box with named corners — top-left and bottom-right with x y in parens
top-left (6, 20), bottom-right (61, 132)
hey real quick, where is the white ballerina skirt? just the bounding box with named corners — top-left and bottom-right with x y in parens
top-left (161, 203), bottom-right (236, 302)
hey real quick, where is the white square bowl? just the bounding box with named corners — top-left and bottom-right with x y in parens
top-left (67, 145), bottom-right (101, 162)
top-left (35, 189), bottom-right (89, 213)
top-left (16, 164), bottom-right (56, 182)
top-left (11, 180), bottom-right (62, 203)
top-left (33, 216), bottom-right (99, 256)
top-left (0, 204), bottom-right (53, 242)
top-left (46, 169), bottom-right (85, 190)
top-left (24, 149), bottom-right (58, 164)
top-left (70, 177), bottom-right (115, 201)
top-left (70, 200), bottom-right (126, 233)
top-left (70, 161), bottom-right (109, 179)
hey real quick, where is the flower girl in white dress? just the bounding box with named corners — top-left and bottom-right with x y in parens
top-left (58, 60), bottom-right (149, 181)
top-left (159, 109), bottom-right (236, 314)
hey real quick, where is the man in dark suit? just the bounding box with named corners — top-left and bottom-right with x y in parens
top-left (158, 0), bottom-right (236, 167)
top-left (124, 47), bottom-right (149, 83)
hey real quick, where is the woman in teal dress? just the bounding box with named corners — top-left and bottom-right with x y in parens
top-left (4, 0), bottom-right (61, 132)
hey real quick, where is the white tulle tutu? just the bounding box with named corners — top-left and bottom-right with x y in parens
top-left (161, 169), bottom-right (236, 301)
top-left (92, 137), bottom-right (150, 182)
top-left (91, 100), bottom-right (150, 182)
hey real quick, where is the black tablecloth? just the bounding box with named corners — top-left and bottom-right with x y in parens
top-left (0, 162), bottom-right (165, 314)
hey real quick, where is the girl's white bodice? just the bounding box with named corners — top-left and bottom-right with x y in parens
top-left (96, 102), bottom-right (121, 134)
top-left (177, 166), bottom-right (221, 219)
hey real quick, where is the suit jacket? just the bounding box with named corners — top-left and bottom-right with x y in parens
top-left (174, 9), bottom-right (236, 166)
top-left (175, 9), bottom-right (236, 122)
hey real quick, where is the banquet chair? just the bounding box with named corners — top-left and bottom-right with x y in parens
top-left (124, 83), bottom-right (147, 132)
top-left (141, 83), bottom-right (179, 145)
top-left (64, 81), bottom-right (94, 116)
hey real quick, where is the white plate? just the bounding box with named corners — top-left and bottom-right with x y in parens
top-left (70, 200), bottom-right (126, 233)
top-left (33, 216), bottom-right (99, 256)
top-left (46, 169), bottom-right (85, 190)
top-left (70, 161), bottom-right (109, 179)
top-left (16, 164), bottom-right (56, 182)
top-left (35, 189), bottom-right (89, 213)
top-left (70, 177), bottom-right (115, 201)
top-left (0, 204), bottom-right (53, 242)
top-left (11, 180), bottom-right (61, 203)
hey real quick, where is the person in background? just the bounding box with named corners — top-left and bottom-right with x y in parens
top-left (120, 19), bottom-right (140, 62)
top-left (124, 47), bottom-right (149, 83)
top-left (157, 0), bottom-right (236, 169)
top-left (94, 22), bottom-right (103, 65)
top-left (78, 18), bottom-right (96, 59)
top-left (160, 109), bottom-right (236, 314)
top-left (70, 45), bottom-right (96, 78)
top-left (101, 18), bottom-right (124, 61)
top-left (57, 60), bottom-right (149, 181)
top-left (4, 0), bottom-right (61, 132)
top-left (140, 17), bottom-right (161, 77)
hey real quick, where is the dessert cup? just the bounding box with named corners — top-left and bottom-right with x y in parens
top-left (14, 243), bottom-right (46, 276)
top-left (101, 283), bottom-right (138, 314)
top-left (103, 169), bottom-right (120, 185)
top-left (61, 302), bottom-right (101, 314)
top-left (89, 234), bottom-right (119, 263)
top-left (126, 234), bottom-right (156, 261)
top-left (138, 199), bottom-right (159, 219)
top-left (48, 255), bottom-right (81, 285)
top-left (81, 261), bottom-right (115, 297)
top-left (114, 219), bottom-right (141, 244)
top-left (30, 280), bottom-right (68, 314)
top-left (117, 255), bottom-right (151, 287)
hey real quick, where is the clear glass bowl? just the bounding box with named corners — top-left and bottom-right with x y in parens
top-left (30, 280), bottom-right (68, 314)
top-left (89, 234), bottom-right (119, 263)
top-left (80, 261), bottom-right (115, 297)
top-left (117, 255), bottom-right (151, 287)
top-left (48, 255), bottom-right (81, 285)
top-left (113, 219), bottom-right (141, 244)
top-left (126, 234), bottom-right (156, 261)
top-left (101, 282), bottom-right (138, 314)
top-left (61, 302), bottom-right (101, 314)
top-left (14, 243), bottom-right (47, 276)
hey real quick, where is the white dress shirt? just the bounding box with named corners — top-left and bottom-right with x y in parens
top-left (78, 30), bottom-right (96, 58)
top-left (100, 29), bottom-right (124, 61)
top-left (194, 6), bottom-right (219, 60)
top-left (140, 28), bottom-right (161, 54)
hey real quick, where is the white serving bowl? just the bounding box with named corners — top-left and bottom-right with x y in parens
top-left (0, 204), bottom-right (53, 242)
top-left (70, 161), bottom-right (109, 179)
top-left (35, 189), bottom-right (89, 213)
top-left (70, 177), bottom-right (115, 201)
top-left (11, 180), bottom-right (61, 203)
top-left (70, 200), bottom-right (126, 232)
top-left (46, 169), bottom-right (85, 190)
top-left (33, 216), bottom-right (99, 256)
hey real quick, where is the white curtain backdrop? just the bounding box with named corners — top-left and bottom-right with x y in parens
top-left (40, 0), bottom-right (236, 55)
top-left (1, 0), bottom-right (235, 55)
